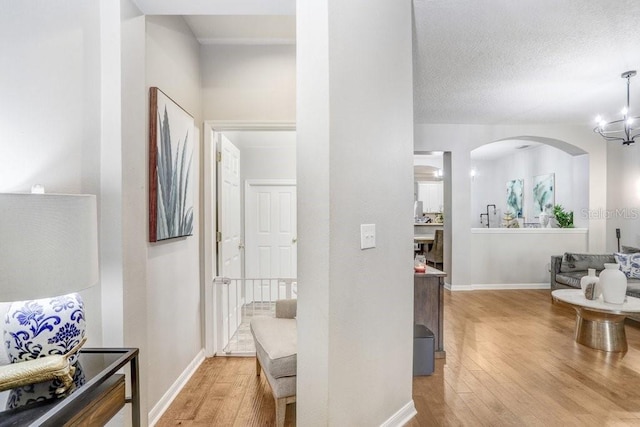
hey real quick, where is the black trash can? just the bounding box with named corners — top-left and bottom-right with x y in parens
top-left (413, 324), bottom-right (435, 376)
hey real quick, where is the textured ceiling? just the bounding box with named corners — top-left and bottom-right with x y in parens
top-left (139, 0), bottom-right (640, 128)
top-left (412, 0), bottom-right (640, 125)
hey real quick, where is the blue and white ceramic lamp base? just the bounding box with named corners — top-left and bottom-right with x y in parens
top-left (3, 292), bottom-right (86, 366)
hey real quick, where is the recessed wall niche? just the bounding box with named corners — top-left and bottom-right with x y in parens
top-left (470, 139), bottom-right (589, 228)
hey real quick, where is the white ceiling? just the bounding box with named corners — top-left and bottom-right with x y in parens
top-left (132, 0), bottom-right (294, 16)
top-left (137, 0), bottom-right (640, 131)
top-left (221, 130), bottom-right (296, 148)
top-left (183, 15), bottom-right (295, 45)
top-left (470, 140), bottom-right (542, 161)
top-left (412, 0), bottom-right (640, 125)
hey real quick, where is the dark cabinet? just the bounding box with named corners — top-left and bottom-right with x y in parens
top-left (414, 268), bottom-right (446, 358)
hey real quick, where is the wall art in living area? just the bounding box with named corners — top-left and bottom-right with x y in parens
top-left (149, 87), bottom-right (194, 242)
top-left (506, 178), bottom-right (523, 218)
top-left (533, 173), bottom-right (554, 216)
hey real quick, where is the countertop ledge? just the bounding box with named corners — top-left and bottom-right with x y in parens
top-left (471, 227), bottom-right (588, 234)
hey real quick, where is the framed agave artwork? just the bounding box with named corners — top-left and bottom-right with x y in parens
top-left (149, 87), bottom-right (194, 242)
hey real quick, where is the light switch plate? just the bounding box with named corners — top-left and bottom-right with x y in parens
top-left (360, 224), bottom-right (376, 249)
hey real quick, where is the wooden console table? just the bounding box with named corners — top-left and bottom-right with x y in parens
top-left (415, 267), bottom-right (446, 358)
top-left (0, 348), bottom-right (140, 426)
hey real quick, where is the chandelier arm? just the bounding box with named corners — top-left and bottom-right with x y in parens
top-left (595, 127), bottom-right (628, 137)
top-left (593, 71), bottom-right (638, 145)
top-left (597, 134), bottom-right (625, 143)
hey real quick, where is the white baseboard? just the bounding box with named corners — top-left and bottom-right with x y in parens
top-left (148, 349), bottom-right (206, 426)
top-left (380, 400), bottom-right (417, 427)
top-left (214, 350), bottom-right (255, 357)
top-left (449, 282), bottom-right (550, 291)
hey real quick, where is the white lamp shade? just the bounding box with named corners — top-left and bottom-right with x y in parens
top-left (0, 193), bottom-right (99, 302)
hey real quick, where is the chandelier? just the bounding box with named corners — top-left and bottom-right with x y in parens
top-left (594, 70), bottom-right (640, 145)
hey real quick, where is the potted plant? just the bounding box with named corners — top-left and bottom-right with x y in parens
top-left (552, 204), bottom-right (574, 228)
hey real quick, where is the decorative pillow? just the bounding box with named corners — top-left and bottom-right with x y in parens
top-left (622, 245), bottom-right (640, 254)
top-left (614, 252), bottom-right (640, 279)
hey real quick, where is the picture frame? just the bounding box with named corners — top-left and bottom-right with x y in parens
top-left (148, 87), bottom-right (195, 242)
top-left (506, 178), bottom-right (524, 218)
top-left (533, 173), bottom-right (555, 216)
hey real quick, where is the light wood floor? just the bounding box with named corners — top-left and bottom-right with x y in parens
top-left (158, 289), bottom-right (640, 426)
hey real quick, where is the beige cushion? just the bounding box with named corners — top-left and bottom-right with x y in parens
top-left (250, 317), bottom-right (297, 379)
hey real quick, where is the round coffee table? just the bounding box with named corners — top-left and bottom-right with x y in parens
top-left (552, 289), bottom-right (640, 352)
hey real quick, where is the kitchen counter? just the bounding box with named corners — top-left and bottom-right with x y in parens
top-left (415, 266), bottom-right (446, 277)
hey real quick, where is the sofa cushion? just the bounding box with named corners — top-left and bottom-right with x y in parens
top-left (622, 245), bottom-right (640, 254)
top-left (626, 279), bottom-right (640, 298)
top-left (555, 272), bottom-right (584, 289)
top-left (250, 317), bottom-right (296, 379)
top-left (614, 252), bottom-right (640, 279)
top-left (560, 253), bottom-right (615, 273)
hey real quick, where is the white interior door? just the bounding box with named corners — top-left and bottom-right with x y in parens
top-left (245, 181), bottom-right (297, 302)
top-left (217, 133), bottom-right (242, 347)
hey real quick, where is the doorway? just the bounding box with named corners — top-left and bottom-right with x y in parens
top-left (203, 123), bottom-right (296, 356)
top-left (414, 151), bottom-right (452, 275)
top-left (244, 180), bottom-right (297, 303)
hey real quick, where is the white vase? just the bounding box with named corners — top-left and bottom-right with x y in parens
top-left (600, 263), bottom-right (627, 304)
top-left (580, 268), bottom-right (600, 299)
top-left (539, 212), bottom-right (549, 227)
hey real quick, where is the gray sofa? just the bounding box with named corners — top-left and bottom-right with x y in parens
top-left (250, 299), bottom-right (297, 427)
top-left (551, 252), bottom-right (640, 299)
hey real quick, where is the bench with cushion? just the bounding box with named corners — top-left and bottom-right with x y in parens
top-left (250, 299), bottom-right (297, 427)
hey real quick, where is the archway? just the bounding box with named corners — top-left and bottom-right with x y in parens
top-left (470, 136), bottom-right (588, 229)
top-left (467, 135), bottom-right (590, 289)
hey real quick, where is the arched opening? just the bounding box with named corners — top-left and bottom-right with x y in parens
top-left (466, 136), bottom-right (591, 289)
top-left (470, 136), bottom-right (589, 229)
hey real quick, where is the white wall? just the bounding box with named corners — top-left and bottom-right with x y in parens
top-left (0, 1), bottom-right (103, 347)
top-left (222, 130), bottom-right (296, 181)
top-left (607, 142), bottom-right (640, 252)
top-left (100, 0), bottom-right (125, 352)
top-left (145, 15), bottom-right (203, 412)
top-left (298, 0), bottom-right (415, 425)
top-left (470, 145), bottom-right (589, 227)
top-left (469, 229), bottom-right (588, 287)
top-left (120, 0), bottom-right (149, 422)
top-left (415, 124), bottom-right (608, 288)
top-left (201, 44), bottom-right (296, 121)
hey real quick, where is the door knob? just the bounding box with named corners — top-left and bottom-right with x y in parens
top-left (292, 237), bottom-right (297, 243)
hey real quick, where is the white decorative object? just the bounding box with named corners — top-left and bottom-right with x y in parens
top-left (580, 268), bottom-right (600, 300)
top-left (539, 212), bottom-right (549, 227)
top-left (600, 263), bottom-right (627, 304)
